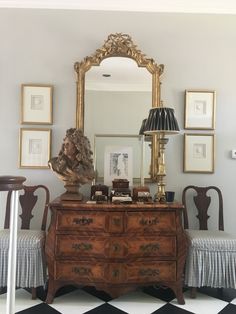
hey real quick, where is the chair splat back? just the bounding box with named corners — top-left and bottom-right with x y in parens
top-left (182, 185), bottom-right (224, 231)
top-left (4, 185), bottom-right (50, 231)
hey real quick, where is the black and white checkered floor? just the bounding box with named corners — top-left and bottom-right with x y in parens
top-left (1, 285), bottom-right (236, 314)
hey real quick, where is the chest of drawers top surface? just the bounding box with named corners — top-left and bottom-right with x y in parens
top-left (50, 198), bottom-right (183, 211)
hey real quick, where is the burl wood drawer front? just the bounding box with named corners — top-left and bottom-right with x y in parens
top-left (107, 261), bottom-right (176, 283)
top-left (125, 261), bottom-right (176, 283)
top-left (55, 261), bottom-right (104, 281)
top-left (124, 236), bottom-right (176, 258)
top-left (56, 236), bottom-right (176, 258)
top-left (56, 210), bottom-right (106, 232)
top-left (108, 236), bottom-right (176, 258)
top-left (125, 211), bottom-right (176, 233)
top-left (55, 236), bottom-right (107, 258)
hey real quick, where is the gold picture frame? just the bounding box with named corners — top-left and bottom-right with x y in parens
top-left (184, 133), bottom-right (215, 173)
top-left (19, 128), bottom-right (51, 169)
top-left (184, 90), bottom-right (216, 130)
top-left (21, 84), bottom-right (53, 124)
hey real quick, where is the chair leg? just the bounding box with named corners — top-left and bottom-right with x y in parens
top-left (31, 287), bottom-right (37, 299)
top-left (190, 287), bottom-right (197, 298)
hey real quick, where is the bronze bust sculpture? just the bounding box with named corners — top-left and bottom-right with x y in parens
top-left (49, 128), bottom-right (95, 200)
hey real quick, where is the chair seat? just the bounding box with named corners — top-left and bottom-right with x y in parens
top-left (185, 229), bottom-right (236, 288)
top-left (0, 229), bottom-right (45, 249)
top-left (186, 229), bottom-right (236, 251)
top-left (0, 229), bottom-right (46, 288)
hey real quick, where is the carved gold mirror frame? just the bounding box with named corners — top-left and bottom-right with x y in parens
top-left (74, 33), bottom-right (164, 180)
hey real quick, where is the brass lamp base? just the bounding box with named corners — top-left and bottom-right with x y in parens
top-left (153, 181), bottom-right (166, 203)
top-left (154, 193), bottom-right (166, 203)
top-left (153, 135), bottom-right (168, 203)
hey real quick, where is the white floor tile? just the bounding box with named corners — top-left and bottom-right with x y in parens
top-left (49, 289), bottom-right (105, 314)
top-left (170, 291), bottom-right (228, 314)
top-left (108, 290), bottom-right (166, 314)
top-left (0, 289), bottom-right (42, 313)
top-left (230, 297), bottom-right (236, 305)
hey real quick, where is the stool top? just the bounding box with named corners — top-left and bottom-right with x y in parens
top-left (0, 176), bottom-right (26, 191)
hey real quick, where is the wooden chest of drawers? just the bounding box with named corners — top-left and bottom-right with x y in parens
top-left (45, 199), bottom-right (187, 304)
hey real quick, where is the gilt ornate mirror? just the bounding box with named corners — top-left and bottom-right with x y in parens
top-left (74, 33), bottom-right (164, 181)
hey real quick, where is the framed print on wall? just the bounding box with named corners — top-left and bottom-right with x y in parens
top-left (184, 90), bottom-right (216, 130)
top-left (21, 84), bottom-right (53, 124)
top-left (19, 128), bottom-right (51, 169)
top-left (184, 133), bottom-right (215, 173)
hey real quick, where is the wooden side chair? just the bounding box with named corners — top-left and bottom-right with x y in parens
top-left (182, 185), bottom-right (236, 297)
top-left (0, 185), bottom-right (50, 299)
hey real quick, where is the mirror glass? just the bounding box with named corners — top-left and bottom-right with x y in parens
top-left (84, 57), bottom-right (152, 183)
top-left (84, 57), bottom-right (151, 138)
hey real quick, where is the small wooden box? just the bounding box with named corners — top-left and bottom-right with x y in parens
top-left (133, 186), bottom-right (151, 202)
top-left (112, 179), bottom-right (129, 189)
top-left (91, 184), bottom-right (109, 199)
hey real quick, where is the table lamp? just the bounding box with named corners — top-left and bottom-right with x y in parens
top-left (144, 107), bottom-right (179, 202)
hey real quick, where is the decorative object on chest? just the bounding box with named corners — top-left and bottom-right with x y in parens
top-left (45, 199), bottom-right (188, 305)
top-left (48, 128), bottom-right (95, 201)
top-left (91, 184), bottom-right (109, 202)
top-left (133, 186), bottom-right (152, 203)
top-left (112, 179), bottom-right (129, 189)
top-left (143, 106), bottom-right (180, 203)
top-left (110, 179), bottom-right (132, 203)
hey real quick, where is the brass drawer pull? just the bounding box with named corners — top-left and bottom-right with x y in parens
top-left (72, 243), bottom-right (92, 251)
top-left (112, 218), bottom-right (121, 226)
top-left (140, 243), bottom-right (160, 252)
top-left (112, 243), bottom-right (121, 252)
top-left (72, 217), bottom-right (93, 225)
top-left (139, 217), bottom-right (159, 226)
top-left (139, 268), bottom-right (160, 277)
top-left (112, 269), bottom-right (119, 277)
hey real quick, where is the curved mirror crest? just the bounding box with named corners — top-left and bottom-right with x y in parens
top-left (74, 33), bottom-right (164, 181)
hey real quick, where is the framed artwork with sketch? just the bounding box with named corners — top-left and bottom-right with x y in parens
top-left (104, 146), bottom-right (133, 186)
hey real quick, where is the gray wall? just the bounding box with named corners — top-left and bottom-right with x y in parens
top-left (1, 9), bottom-right (236, 233)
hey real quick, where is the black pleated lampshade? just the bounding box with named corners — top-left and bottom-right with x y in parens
top-left (144, 107), bottom-right (180, 134)
top-left (139, 119), bottom-right (147, 135)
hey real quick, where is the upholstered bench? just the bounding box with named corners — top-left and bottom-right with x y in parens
top-left (0, 229), bottom-right (47, 288)
top-left (185, 229), bottom-right (236, 289)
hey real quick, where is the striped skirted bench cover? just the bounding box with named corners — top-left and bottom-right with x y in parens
top-left (184, 229), bottom-right (236, 288)
top-left (0, 229), bottom-right (47, 288)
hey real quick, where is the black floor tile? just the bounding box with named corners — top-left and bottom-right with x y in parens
top-left (198, 287), bottom-right (236, 302)
top-left (82, 286), bottom-right (113, 302)
top-left (142, 285), bottom-right (176, 302)
top-left (16, 303), bottom-right (61, 314)
top-left (83, 303), bottom-right (128, 314)
top-left (218, 303), bottom-right (236, 314)
top-left (151, 303), bottom-right (194, 314)
top-left (54, 285), bottom-right (78, 298)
